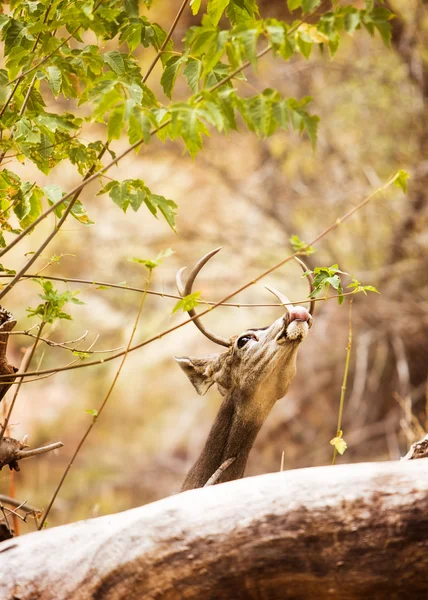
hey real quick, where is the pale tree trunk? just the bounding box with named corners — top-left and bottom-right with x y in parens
top-left (0, 459), bottom-right (428, 599)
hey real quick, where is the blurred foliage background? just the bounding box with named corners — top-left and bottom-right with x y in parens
top-left (1, 0), bottom-right (428, 531)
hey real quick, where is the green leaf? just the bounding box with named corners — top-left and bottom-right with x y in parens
top-left (27, 279), bottom-right (84, 324)
top-left (183, 58), bottom-right (202, 94)
top-left (172, 291), bottom-right (201, 314)
top-left (287, 0), bottom-right (301, 10)
top-left (15, 118), bottom-right (41, 144)
top-left (309, 264), bottom-right (348, 304)
top-left (236, 28), bottom-right (259, 67)
top-left (265, 20), bottom-right (286, 52)
top-left (344, 9), bottom-right (361, 34)
top-left (47, 66), bottom-right (62, 97)
top-left (188, 27), bottom-right (218, 57)
top-left (43, 184), bottom-right (62, 204)
top-left (302, 0), bottom-right (320, 12)
top-left (297, 33), bottom-right (312, 59)
top-left (197, 101), bottom-right (225, 131)
top-left (92, 86), bottom-right (123, 121)
top-left (290, 235), bottom-right (316, 256)
top-left (108, 105), bottom-right (125, 140)
top-left (0, 264), bottom-right (16, 276)
top-left (347, 279), bottom-right (380, 295)
top-left (394, 169), bottom-right (410, 193)
top-left (302, 113), bottom-right (319, 148)
top-left (160, 56), bottom-right (184, 99)
top-left (148, 194), bottom-right (178, 230)
top-left (190, 0), bottom-right (202, 15)
top-left (208, 0), bottom-right (231, 26)
top-left (103, 51), bottom-right (125, 75)
top-left (130, 257), bottom-right (159, 270)
top-left (69, 199), bottom-right (94, 225)
top-left (129, 248), bottom-right (174, 271)
top-left (361, 285), bottom-right (379, 294)
top-left (85, 409), bottom-right (99, 416)
top-left (128, 107), bottom-right (154, 146)
top-left (100, 180), bottom-right (177, 229)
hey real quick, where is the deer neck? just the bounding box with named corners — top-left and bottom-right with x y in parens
top-left (181, 388), bottom-right (276, 491)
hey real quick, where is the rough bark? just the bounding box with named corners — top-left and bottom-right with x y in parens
top-left (0, 306), bottom-right (18, 402)
top-left (1, 459), bottom-right (428, 599)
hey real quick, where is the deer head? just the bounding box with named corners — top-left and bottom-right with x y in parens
top-left (176, 248), bottom-right (314, 491)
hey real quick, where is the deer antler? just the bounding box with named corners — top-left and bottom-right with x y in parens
top-left (264, 286), bottom-right (292, 312)
top-left (265, 257), bottom-right (315, 316)
top-left (176, 248), bottom-right (231, 347)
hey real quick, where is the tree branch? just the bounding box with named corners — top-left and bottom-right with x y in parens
top-left (0, 171), bottom-right (402, 382)
top-left (1, 460), bottom-right (428, 599)
top-left (0, 437), bottom-right (63, 472)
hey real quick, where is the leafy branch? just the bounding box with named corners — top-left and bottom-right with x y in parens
top-left (0, 170), bottom-right (406, 382)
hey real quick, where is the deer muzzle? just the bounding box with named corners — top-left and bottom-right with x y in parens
top-left (277, 307), bottom-right (312, 344)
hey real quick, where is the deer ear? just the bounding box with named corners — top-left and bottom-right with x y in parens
top-left (175, 356), bottom-right (216, 396)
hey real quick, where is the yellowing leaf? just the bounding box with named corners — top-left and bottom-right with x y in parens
top-left (190, 0), bottom-right (202, 15)
top-left (297, 23), bottom-right (329, 44)
top-left (330, 435), bottom-right (348, 455)
top-left (394, 169), bottom-right (410, 193)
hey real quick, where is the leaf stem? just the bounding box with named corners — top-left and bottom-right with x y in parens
top-left (332, 299), bottom-right (353, 465)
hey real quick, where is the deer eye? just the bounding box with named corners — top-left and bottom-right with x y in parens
top-left (237, 334), bottom-right (256, 349)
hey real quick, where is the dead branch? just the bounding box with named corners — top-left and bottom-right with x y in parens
top-left (1, 460), bottom-right (428, 599)
top-left (0, 495), bottom-right (41, 514)
top-left (0, 307), bottom-right (18, 402)
top-left (402, 433), bottom-right (428, 460)
top-left (0, 437), bottom-right (63, 472)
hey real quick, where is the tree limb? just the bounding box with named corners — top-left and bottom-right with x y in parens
top-left (0, 438), bottom-right (63, 472)
top-left (1, 460), bottom-right (428, 599)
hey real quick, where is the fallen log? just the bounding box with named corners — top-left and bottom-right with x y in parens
top-left (0, 459), bottom-right (427, 600)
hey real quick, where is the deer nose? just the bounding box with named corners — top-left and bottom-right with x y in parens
top-left (288, 306), bottom-right (311, 322)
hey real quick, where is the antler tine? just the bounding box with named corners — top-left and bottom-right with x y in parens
top-left (176, 248), bottom-right (231, 348)
top-left (264, 286), bottom-right (291, 313)
top-left (293, 256), bottom-right (315, 317)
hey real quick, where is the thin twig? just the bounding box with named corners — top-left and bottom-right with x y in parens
top-left (6, 330), bottom-right (123, 355)
top-left (39, 271), bottom-right (153, 529)
top-left (0, 273), bottom-right (361, 308)
top-left (17, 441), bottom-right (63, 460)
top-left (332, 300), bottom-right (353, 465)
top-left (142, 0), bottom-right (189, 83)
top-left (0, 495), bottom-right (41, 514)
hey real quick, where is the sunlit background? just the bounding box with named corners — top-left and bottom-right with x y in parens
top-left (1, 0), bottom-right (427, 531)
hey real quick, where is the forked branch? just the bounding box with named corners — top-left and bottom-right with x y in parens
top-left (0, 437), bottom-right (63, 472)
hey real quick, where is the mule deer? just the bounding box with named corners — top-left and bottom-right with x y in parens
top-left (176, 248), bottom-right (314, 491)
